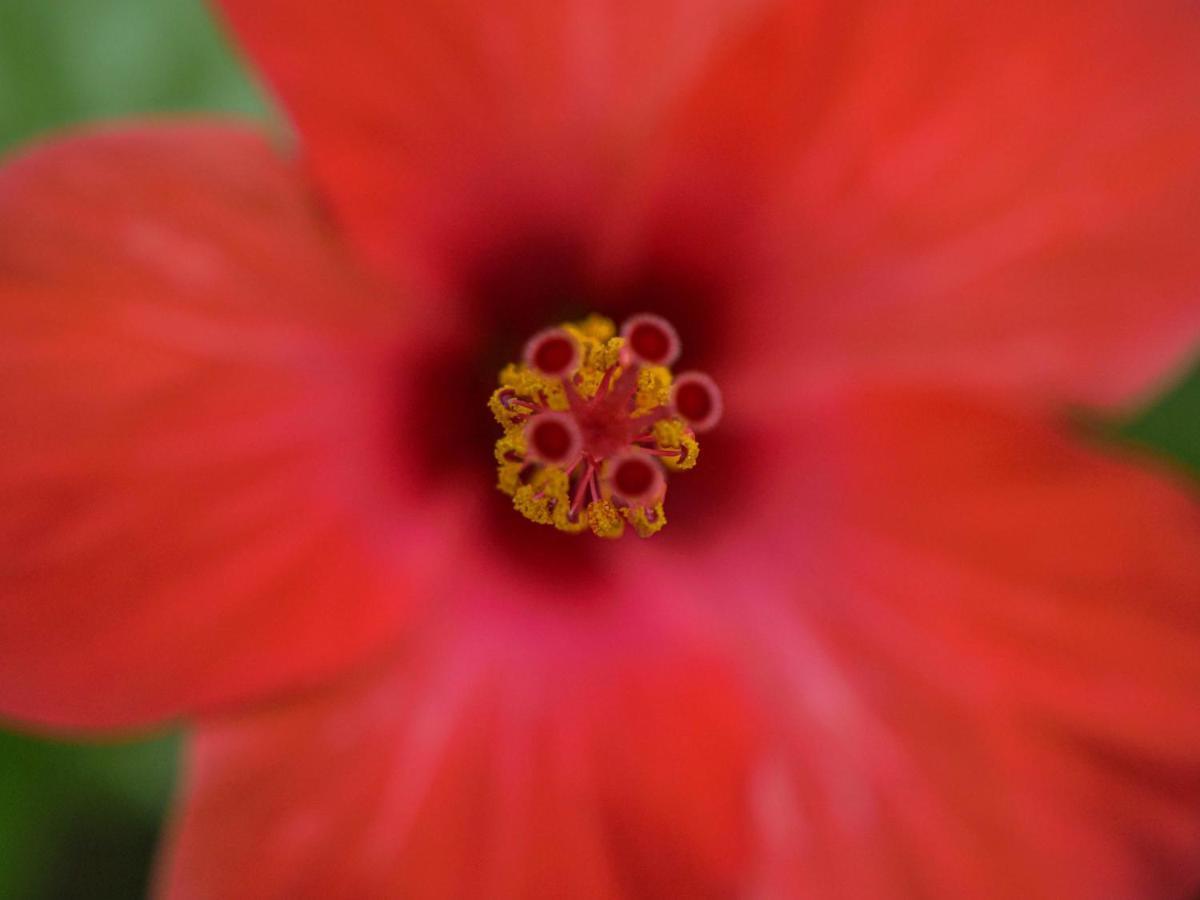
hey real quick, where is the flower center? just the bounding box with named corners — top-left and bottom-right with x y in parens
top-left (489, 314), bottom-right (721, 539)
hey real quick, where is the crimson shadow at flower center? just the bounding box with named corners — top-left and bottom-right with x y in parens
top-left (403, 225), bottom-right (755, 579)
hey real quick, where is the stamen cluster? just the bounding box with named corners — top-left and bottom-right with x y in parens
top-left (489, 314), bottom-right (721, 539)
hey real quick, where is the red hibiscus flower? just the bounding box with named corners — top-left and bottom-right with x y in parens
top-left (3, 2), bottom-right (1200, 897)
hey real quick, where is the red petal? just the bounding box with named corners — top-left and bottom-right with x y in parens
top-left (158, 594), bottom-right (761, 899)
top-left (711, 387), bottom-right (1200, 897)
top-left (157, 385), bottom-right (1200, 897)
top-left (218, 1), bottom-right (1200, 408)
top-left (213, 0), bottom-right (759, 279)
top-left (659, 2), bottom-right (1200, 408)
top-left (0, 125), bottom-right (417, 730)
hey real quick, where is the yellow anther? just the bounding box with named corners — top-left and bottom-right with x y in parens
top-left (652, 418), bottom-right (699, 471)
top-left (590, 336), bottom-right (625, 372)
top-left (512, 483), bottom-right (553, 524)
top-left (622, 502), bottom-right (667, 538)
top-left (499, 364), bottom-right (568, 412)
top-left (497, 362), bottom-right (524, 389)
top-left (493, 430), bottom-right (526, 466)
top-left (497, 462), bottom-right (523, 496)
top-left (488, 388), bottom-right (524, 430)
top-left (494, 431), bottom-right (527, 495)
top-left (563, 315), bottom-right (624, 397)
top-left (492, 314), bottom-right (712, 540)
top-left (633, 365), bottom-right (673, 416)
top-left (587, 499), bottom-right (626, 539)
top-left (573, 366), bottom-right (607, 400)
top-left (566, 314), bottom-right (616, 343)
top-left (553, 499), bottom-right (589, 534)
top-left (673, 433), bottom-right (700, 470)
top-left (512, 467), bottom-right (572, 526)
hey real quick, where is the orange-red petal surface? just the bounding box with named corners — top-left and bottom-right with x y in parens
top-left (222, 1), bottom-right (1200, 408)
top-left (158, 593), bottom-right (761, 900)
top-left (157, 383), bottom-right (1200, 899)
top-left (4, 4), bottom-right (1200, 895)
top-left (705, 387), bottom-right (1200, 898)
top-left (213, 0), bottom-right (770, 279)
top-left (0, 125), bottom-right (416, 731)
top-left (667, 1), bottom-right (1200, 408)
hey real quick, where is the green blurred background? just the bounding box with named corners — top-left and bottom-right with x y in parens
top-left (0, 2), bottom-right (1197, 898)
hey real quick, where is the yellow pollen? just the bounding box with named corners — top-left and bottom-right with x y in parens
top-left (633, 366), bottom-right (673, 416)
top-left (490, 314), bottom-right (711, 539)
top-left (651, 418), bottom-right (700, 471)
top-left (623, 501), bottom-right (667, 538)
top-left (586, 500), bottom-right (625, 539)
top-left (511, 467), bottom-right (571, 526)
top-left (493, 430), bottom-right (527, 494)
